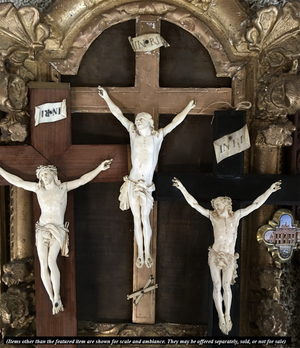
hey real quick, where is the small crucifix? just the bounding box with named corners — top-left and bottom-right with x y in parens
top-left (98, 85), bottom-right (195, 269)
top-left (172, 177), bottom-right (281, 335)
top-left (154, 110), bottom-right (300, 336)
top-left (0, 83), bottom-right (128, 343)
top-left (0, 159), bottom-right (113, 315)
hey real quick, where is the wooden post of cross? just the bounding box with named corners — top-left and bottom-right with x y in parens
top-left (154, 109), bottom-right (300, 336)
top-left (0, 82), bottom-right (128, 345)
top-left (70, 14), bottom-right (232, 324)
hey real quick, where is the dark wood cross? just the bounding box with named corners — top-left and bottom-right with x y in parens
top-left (0, 82), bottom-right (128, 345)
top-left (71, 14), bottom-right (232, 324)
top-left (154, 109), bottom-right (300, 336)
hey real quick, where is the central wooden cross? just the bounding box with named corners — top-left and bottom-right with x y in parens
top-left (71, 15), bottom-right (232, 324)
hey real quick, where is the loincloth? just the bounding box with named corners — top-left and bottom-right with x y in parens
top-left (35, 222), bottom-right (69, 257)
top-left (208, 246), bottom-right (239, 284)
top-left (119, 175), bottom-right (155, 211)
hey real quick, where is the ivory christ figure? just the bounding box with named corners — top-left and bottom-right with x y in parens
top-left (0, 159), bottom-right (112, 314)
top-left (98, 86), bottom-right (196, 268)
top-left (172, 178), bottom-right (281, 335)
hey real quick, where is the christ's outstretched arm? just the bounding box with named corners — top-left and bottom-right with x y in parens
top-left (238, 180), bottom-right (281, 218)
top-left (98, 86), bottom-right (132, 130)
top-left (66, 159), bottom-right (112, 191)
top-left (172, 177), bottom-right (210, 218)
top-left (162, 100), bottom-right (196, 136)
top-left (0, 167), bottom-right (37, 192)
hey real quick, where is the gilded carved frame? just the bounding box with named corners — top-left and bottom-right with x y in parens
top-left (0, 0), bottom-right (299, 339)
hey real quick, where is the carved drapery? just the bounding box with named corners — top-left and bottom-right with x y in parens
top-left (0, 0), bottom-right (299, 340)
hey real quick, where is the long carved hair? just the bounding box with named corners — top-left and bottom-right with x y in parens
top-left (134, 112), bottom-right (158, 136)
top-left (211, 196), bottom-right (233, 215)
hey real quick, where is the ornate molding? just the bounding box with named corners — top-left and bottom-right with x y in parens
top-left (281, 261), bottom-right (300, 347)
top-left (244, 2), bottom-right (300, 120)
top-left (2, 258), bottom-right (34, 287)
top-left (45, 2), bottom-right (244, 78)
top-left (0, 70), bottom-right (28, 114)
top-left (255, 117), bottom-right (296, 147)
top-left (42, 0), bottom-right (248, 58)
top-left (246, 4), bottom-right (300, 68)
top-left (78, 321), bottom-right (207, 337)
top-left (116, 2), bottom-right (177, 14)
top-left (257, 74), bottom-right (300, 120)
top-left (9, 186), bottom-right (34, 261)
top-left (0, 3), bottom-right (49, 143)
top-left (0, 0), bottom-right (52, 12)
top-left (251, 264), bottom-right (288, 337)
top-left (183, 0), bottom-right (212, 12)
top-left (0, 3), bottom-right (49, 65)
top-left (0, 258), bottom-right (35, 338)
top-left (0, 112), bottom-right (29, 143)
top-left (258, 267), bottom-right (282, 301)
top-left (256, 298), bottom-right (287, 337)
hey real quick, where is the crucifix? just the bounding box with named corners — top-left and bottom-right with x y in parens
top-left (98, 84), bottom-right (195, 270)
top-left (0, 159), bottom-right (113, 316)
top-left (0, 82), bottom-right (128, 343)
top-left (154, 109), bottom-right (300, 336)
top-left (71, 15), bottom-right (232, 324)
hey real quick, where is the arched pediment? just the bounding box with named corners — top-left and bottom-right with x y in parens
top-left (43, 0), bottom-right (249, 77)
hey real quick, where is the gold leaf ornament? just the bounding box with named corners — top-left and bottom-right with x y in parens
top-left (0, 3), bottom-right (49, 63)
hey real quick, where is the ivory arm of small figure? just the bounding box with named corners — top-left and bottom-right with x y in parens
top-left (172, 177), bottom-right (210, 218)
top-left (163, 100), bottom-right (196, 136)
top-left (98, 86), bottom-right (132, 131)
top-left (0, 167), bottom-right (36, 192)
top-left (66, 159), bottom-right (112, 191)
top-left (239, 180), bottom-right (282, 218)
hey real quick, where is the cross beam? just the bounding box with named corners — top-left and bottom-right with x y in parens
top-left (0, 143), bottom-right (127, 185)
top-left (70, 21), bottom-right (230, 118)
top-left (154, 172), bottom-right (300, 205)
top-left (71, 86), bottom-right (230, 117)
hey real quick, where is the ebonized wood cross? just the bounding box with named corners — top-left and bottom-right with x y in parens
top-left (0, 82), bottom-right (128, 344)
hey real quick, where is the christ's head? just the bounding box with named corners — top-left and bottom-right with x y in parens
top-left (135, 112), bottom-right (154, 131)
top-left (36, 165), bottom-right (61, 188)
top-left (211, 196), bottom-right (233, 215)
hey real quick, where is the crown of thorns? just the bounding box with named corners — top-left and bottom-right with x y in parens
top-left (36, 165), bottom-right (58, 178)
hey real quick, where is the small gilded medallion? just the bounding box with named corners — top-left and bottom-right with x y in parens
top-left (257, 209), bottom-right (300, 263)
